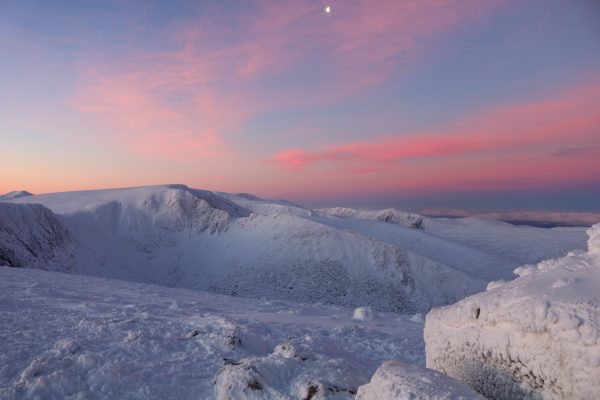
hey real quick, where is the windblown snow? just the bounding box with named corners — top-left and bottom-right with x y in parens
top-left (0, 266), bottom-right (425, 399)
top-left (425, 224), bottom-right (600, 399)
top-left (2, 184), bottom-right (587, 313)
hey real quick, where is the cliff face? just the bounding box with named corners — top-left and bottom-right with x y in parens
top-left (0, 203), bottom-right (71, 270)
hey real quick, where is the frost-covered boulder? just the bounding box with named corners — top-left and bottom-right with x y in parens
top-left (213, 355), bottom-right (365, 399)
top-left (425, 223), bottom-right (600, 399)
top-left (353, 307), bottom-right (374, 321)
top-left (356, 360), bottom-right (482, 400)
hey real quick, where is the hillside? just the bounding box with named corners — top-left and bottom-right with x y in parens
top-left (3, 185), bottom-right (587, 313)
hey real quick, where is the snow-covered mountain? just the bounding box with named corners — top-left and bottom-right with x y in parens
top-left (0, 190), bottom-right (33, 200)
top-left (2, 184), bottom-right (587, 313)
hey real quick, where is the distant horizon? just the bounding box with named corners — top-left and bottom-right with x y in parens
top-left (3, 182), bottom-right (600, 215)
top-left (2, 1), bottom-right (599, 211)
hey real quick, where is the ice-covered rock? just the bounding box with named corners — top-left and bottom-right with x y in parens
top-left (353, 306), bottom-right (374, 321)
top-left (587, 222), bottom-right (600, 258)
top-left (356, 360), bottom-right (483, 400)
top-left (485, 279), bottom-right (507, 291)
top-left (425, 223), bottom-right (600, 399)
top-left (0, 203), bottom-right (71, 270)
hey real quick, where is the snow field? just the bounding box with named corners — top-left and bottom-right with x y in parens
top-left (0, 266), bottom-right (425, 399)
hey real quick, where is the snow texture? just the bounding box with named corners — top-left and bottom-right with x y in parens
top-left (0, 266), bottom-right (425, 399)
top-left (355, 360), bottom-right (483, 400)
top-left (425, 223), bottom-right (600, 399)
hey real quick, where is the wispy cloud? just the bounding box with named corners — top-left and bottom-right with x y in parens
top-left (73, 0), bottom-right (506, 159)
top-left (266, 78), bottom-right (600, 174)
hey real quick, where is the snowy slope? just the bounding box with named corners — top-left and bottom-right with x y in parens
top-left (424, 224), bottom-right (600, 399)
top-left (218, 192), bottom-right (314, 217)
top-left (318, 207), bottom-right (426, 229)
top-left (0, 202), bottom-right (72, 270)
top-left (311, 209), bottom-right (586, 281)
top-left (0, 266), bottom-right (426, 399)
top-left (4, 185), bottom-right (482, 313)
top-left (0, 190), bottom-right (33, 200)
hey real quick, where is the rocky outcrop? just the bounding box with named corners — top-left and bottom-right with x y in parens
top-left (0, 203), bottom-right (71, 270)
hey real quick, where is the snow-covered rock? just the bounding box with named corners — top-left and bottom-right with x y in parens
top-left (485, 279), bottom-right (507, 291)
top-left (0, 202), bottom-right (72, 270)
top-left (356, 360), bottom-right (483, 400)
top-left (353, 307), bottom-right (374, 322)
top-left (424, 223), bottom-right (600, 399)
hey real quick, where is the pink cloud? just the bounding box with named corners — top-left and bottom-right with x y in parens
top-left (73, 0), bottom-right (507, 160)
top-left (266, 79), bottom-right (600, 173)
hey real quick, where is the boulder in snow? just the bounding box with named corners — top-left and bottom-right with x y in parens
top-left (356, 360), bottom-right (482, 400)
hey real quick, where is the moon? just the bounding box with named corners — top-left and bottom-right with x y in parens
top-left (325, 5), bottom-right (331, 14)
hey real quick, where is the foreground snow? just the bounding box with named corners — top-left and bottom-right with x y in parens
top-left (425, 224), bottom-right (600, 399)
top-left (0, 266), bottom-right (427, 399)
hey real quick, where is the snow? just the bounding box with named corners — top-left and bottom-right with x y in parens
top-left (318, 207), bottom-right (426, 229)
top-left (353, 307), bottom-right (374, 322)
top-left (0, 190), bottom-right (33, 200)
top-left (2, 185), bottom-right (482, 313)
top-left (218, 192), bottom-right (314, 217)
top-left (0, 266), bottom-right (425, 399)
top-left (1, 184), bottom-right (596, 398)
top-left (2, 185), bottom-right (588, 314)
top-left (424, 223), bottom-right (600, 399)
top-left (421, 209), bottom-right (600, 227)
top-left (355, 360), bottom-right (483, 400)
top-left (0, 202), bottom-right (72, 270)
top-left (311, 211), bottom-right (586, 282)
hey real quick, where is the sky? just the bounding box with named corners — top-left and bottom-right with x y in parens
top-left (1, 0), bottom-right (599, 211)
